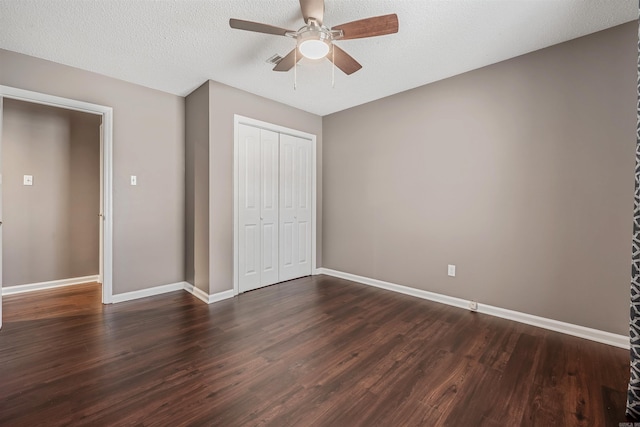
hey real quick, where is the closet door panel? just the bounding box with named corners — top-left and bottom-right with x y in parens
top-left (279, 134), bottom-right (312, 281)
top-left (238, 124), bottom-right (261, 292)
top-left (295, 139), bottom-right (312, 277)
top-left (260, 129), bottom-right (279, 286)
top-left (279, 134), bottom-right (298, 281)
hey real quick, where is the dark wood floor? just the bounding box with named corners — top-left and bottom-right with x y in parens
top-left (0, 275), bottom-right (631, 426)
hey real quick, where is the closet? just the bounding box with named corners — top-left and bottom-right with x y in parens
top-left (237, 123), bottom-right (312, 293)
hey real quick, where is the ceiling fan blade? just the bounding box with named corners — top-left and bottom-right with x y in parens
top-left (299, 0), bottom-right (324, 25)
top-left (273, 48), bottom-right (303, 72)
top-left (229, 18), bottom-right (293, 36)
top-left (328, 45), bottom-right (362, 75)
top-left (332, 14), bottom-right (399, 40)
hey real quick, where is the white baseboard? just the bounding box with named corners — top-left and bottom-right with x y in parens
top-left (183, 283), bottom-right (235, 304)
top-left (318, 268), bottom-right (629, 350)
top-left (183, 283), bottom-right (210, 304)
top-left (2, 276), bottom-right (236, 306)
top-left (111, 282), bottom-right (186, 303)
top-left (2, 275), bottom-right (100, 296)
top-left (208, 289), bottom-right (235, 304)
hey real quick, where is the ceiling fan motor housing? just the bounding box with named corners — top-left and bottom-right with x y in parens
top-left (297, 22), bottom-right (333, 59)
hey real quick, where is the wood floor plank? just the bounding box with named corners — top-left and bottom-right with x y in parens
top-left (0, 277), bottom-right (631, 426)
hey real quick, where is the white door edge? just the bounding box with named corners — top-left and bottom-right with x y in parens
top-left (0, 85), bottom-right (114, 305)
top-left (233, 115), bottom-right (317, 296)
top-left (99, 122), bottom-right (104, 285)
top-left (0, 96), bottom-right (3, 329)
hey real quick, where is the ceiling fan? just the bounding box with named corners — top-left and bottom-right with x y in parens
top-left (229, 0), bottom-right (399, 75)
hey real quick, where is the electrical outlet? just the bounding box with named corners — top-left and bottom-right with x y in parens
top-left (469, 300), bottom-right (478, 311)
top-left (447, 264), bottom-right (456, 277)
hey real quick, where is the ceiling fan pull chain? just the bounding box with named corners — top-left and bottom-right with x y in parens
top-left (294, 48), bottom-right (298, 90)
top-left (332, 47), bottom-right (335, 88)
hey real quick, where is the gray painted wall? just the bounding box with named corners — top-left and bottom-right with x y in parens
top-left (2, 99), bottom-right (100, 286)
top-left (0, 49), bottom-right (185, 295)
top-left (185, 82), bottom-right (210, 292)
top-left (206, 80), bottom-right (323, 294)
top-left (322, 22), bottom-right (637, 335)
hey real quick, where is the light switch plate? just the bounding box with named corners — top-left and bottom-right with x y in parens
top-left (447, 264), bottom-right (456, 277)
top-left (23, 175), bottom-right (33, 186)
top-left (130, 175), bottom-right (137, 186)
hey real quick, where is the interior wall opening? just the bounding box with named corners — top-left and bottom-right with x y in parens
top-left (1, 98), bottom-right (102, 302)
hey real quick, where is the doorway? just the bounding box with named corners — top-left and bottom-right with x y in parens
top-left (233, 115), bottom-right (317, 295)
top-left (0, 86), bottom-right (114, 330)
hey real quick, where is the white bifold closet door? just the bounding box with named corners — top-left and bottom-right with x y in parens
top-left (279, 133), bottom-right (312, 282)
top-left (238, 124), bottom-right (311, 293)
top-left (238, 125), bottom-right (279, 292)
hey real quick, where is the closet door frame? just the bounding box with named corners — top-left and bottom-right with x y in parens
top-left (233, 115), bottom-right (317, 296)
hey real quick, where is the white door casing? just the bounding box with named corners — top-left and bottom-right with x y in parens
top-left (233, 115), bottom-right (317, 296)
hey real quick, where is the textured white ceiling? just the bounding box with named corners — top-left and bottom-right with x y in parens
top-left (0, 1), bottom-right (636, 116)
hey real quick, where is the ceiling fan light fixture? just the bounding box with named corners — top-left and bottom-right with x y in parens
top-left (299, 38), bottom-right (330, 59)
top-left (297, 25), bottom-right (331, 59)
